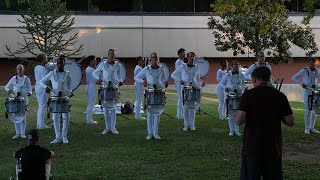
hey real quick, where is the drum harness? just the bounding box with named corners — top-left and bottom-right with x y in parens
top-left (305, 67), bottom-right (318, 111)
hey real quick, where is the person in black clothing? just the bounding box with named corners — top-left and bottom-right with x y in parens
top-left (15, 129), bottom-right (55, 180)
top-left (235, 66), bottom-right (294, 180)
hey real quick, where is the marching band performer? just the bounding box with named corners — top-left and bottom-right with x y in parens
top-left (171, 52), bottom-right (205, 131)
top-left (34, 53), bottom-right (50, 129)
top-left (216, 59), bottom-right (228, 120)
top-left (85, 55), bottom-right (98, 125)
top-left (291, 57), bottom-right (320, 134)
top-left (218, 60), bottom-right (246, 136)
top-left (5, 64), bottom-right (32, 139)
top-left (92, 49), bottom-right (124, 135)
top-left (40, 57), bottom-right (73, 144)
top-left (244, 51), bottom-right (272, 81)
top-left (134, 56), bottom-right (146, 120)
top-left (134, 52), bottom-right (168, 140)
top-left (174, 48), bottom-right (186, 120)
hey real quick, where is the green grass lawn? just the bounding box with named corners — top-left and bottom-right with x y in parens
top-left (0, 86), bottom-right (319, 179)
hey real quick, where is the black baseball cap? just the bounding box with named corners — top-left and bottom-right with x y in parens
top-left (27, 129), bottom-right (39, 145)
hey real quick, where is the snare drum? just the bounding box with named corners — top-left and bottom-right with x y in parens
top-left (183, 85), bottom-right (201, 101)
top-left (226, 94), bottom-right (241, 113)
top-left (310, 89), bottom-right (320, 114)
top-left (99, 85), bottom-right (119, 101)
top-left (5, 97), bottom-right (26, 113)
top-left (49, 96), bottom-right (70, 113)
top-left (145, 87), bottom-right (166, 114)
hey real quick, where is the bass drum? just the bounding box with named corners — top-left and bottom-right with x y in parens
top-left (195, 58), bottom-right (210, 78)
top-left (46, 58), bottom-right (82, 91)
top-left (160, 63), bottom-right (170, 82)
top-left (98, 59), bottom-right (128, 83)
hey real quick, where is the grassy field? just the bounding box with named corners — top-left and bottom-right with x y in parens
top-left (0, 86), bottom-right (320, 180)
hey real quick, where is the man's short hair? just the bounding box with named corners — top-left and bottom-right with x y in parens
top-left (308, 57), bottom-right (316, 63)
top-left (177, 48), bottom-right (185, 55)
top-left (86, 55), bottom-right (96, 64)
top-left (27, 129), bottom-right (39, 145)
top-left (36, 53), bottom-right (46, 63)
top-left (252, 66), bottom-right (271, 82)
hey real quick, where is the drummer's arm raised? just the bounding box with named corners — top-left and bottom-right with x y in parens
top-left (244, 64), bottom-right (255, 81)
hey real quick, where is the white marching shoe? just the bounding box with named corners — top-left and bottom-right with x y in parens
top-left (87, 120), bottom-right (98, 125)
top-left (153, 134), bottom-right (161, 140)
top-left (12, 135), bottom-right (20, 139)
top-left (146, 134), bottom-right (152, 140)
top-left (304, 128), bottom-right (310, 134)
top-left (176, 115), bottom-right (184, 120)
top-left (310, 128), bottom-right (320, 133)
top-left (182, 126), bottom-right (189, 131)
top-left (190, 126), bottom-right (196, 131)
top-left (235, 131), bottom-right (242, 136)
top-left (101, 129), bottom-right (111, 135)
top-left (62, 137), bottom-right (69, 144)
top-left (111, 129), bottom-right (119, 135)
top-left (20, 135), bottom-right (26, 139)
top-left (50, 138), bottom-right (63, 144)
top-left (135, 116), bottom-right (146, 120)
top-left (229, 132), bottom-right (235, 136)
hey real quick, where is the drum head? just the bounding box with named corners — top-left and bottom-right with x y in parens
top-left (160, 63), bottom-right (170, 82)
top-left (47, 58), bottom-right (82, 91)
top-left (195, 58), bottom-right (210, 78)
top-left (98, 59), bottom-right (128, 83)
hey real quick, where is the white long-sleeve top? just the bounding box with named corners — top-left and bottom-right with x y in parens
top-left (134, 65), bottom-right (166, 89)
top-left (291, 67), bottom-right (320, 88)
top-left (34, 65), bottom-right (48, 88)
top-left (5, 75), bottom-right (32, 98)
top-left (39, 70), bottom-right (72, 96)
top-left (92, 60), bottom-right (123, 85)
top-left (216, 69), bottom-right (228, 83)
top-left (171, 63), bottom-right (202, 88)
top-left (244, 62), bottom-right (272, 80)
top-left (86, 66), bottom-right (96, 88)
top-left (218, 71), bottom-right (246, 94)
top-left (134, 65), bottom-right (143, 83)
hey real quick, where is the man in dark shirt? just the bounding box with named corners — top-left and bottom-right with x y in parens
top-left (15, 129), bottom-right (55, 180)
top-left (236, 66), bottom-right (294, 180)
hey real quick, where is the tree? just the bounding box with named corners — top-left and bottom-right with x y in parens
top-left (207, 0), bottom-right (318, 63)
top-left (5, 0), bottom-right (83, 57)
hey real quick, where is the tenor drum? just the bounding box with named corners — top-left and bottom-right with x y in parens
top-left (183, 85), bottom-right (201, 101)
top-left (5, 97), bottom-right (26, 113)
top-left (99, 85), bottom-right (119, 101)
top-left (145, 87), bottom-right (166, 115)
top-left (49, 96), bottom-right (70, 113)
top-left (226, 94), bottom-right (241, 112)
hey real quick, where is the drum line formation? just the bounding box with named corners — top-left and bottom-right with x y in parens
top-left (4, 50), bottom-right (320, 144)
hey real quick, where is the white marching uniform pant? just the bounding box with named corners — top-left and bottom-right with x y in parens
top-left (174, 81), bottom-right (183, 116)
top-left (304, 89), bottom-right (317, 129)
top-left (85, 84), bottom-right (96, 122)
top-left (35, 86), bottom-right (48, 128)
top-left (52, 113), bottom-right (70, 139)
top-left (216, 86), bottom-right (226, 119)
top-left (228, 111), bottom-right (240, 132)
top-left (183, 101), bottom-right (197, 129)
top-left (147, 112), bottom-right (160, 136)
top-left (8, 113), bottom-right (26, 136)
top-left (103, 102), bottom-right (117, 131)
top-left (134, 82), bottom-right (143, 118)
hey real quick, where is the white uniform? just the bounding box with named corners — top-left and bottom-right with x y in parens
top-left (135, 65), bottom-right (166, 138)
top-left (174, 58), bottom-right (185, 118)
top-left (92, 60), bottom-right (123, 134)
top-left (134, 65), bottom-right (144, 119)
top-left (34, 65), bottom-right (48, 129)
top-left (218, 71), bottom-right (246, 135)
top-left (216, 69), bottom-right (227, 120)
top-left (40, 70), bottom-right (72, 142)
top-left (291, 67), bottom-right (320, 133)
top-left (171, 64), bottom-right (202, 130)
top-left (5, 75), bottom-right (32, 138)
top-left (244, 62), bottom-right (272, 81)
top-left (85, 66), bottom-right (97, 123)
